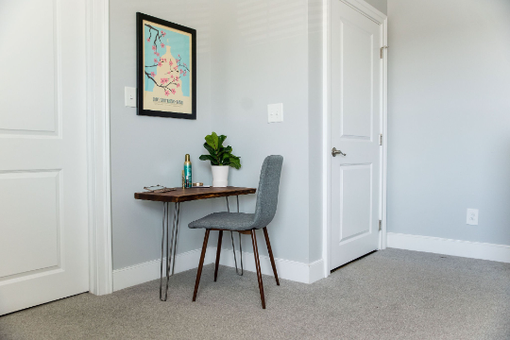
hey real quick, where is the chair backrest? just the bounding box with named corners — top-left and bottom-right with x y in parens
top-left (252, 155), bottom-right (284, 229)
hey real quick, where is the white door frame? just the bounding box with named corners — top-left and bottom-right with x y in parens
top-left (86, 0), bottom-right (113, 295)
top-left (322, 0), bottom-right (388, 276)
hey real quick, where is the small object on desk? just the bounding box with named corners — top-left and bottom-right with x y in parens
top-left (184, 154), bottom-right (192, 188)
top-left (144, 185), bottom-right (165, 192)
top-left (182, 170), bottom-right (185, 189)
top-left (192, 182), bottom-right (204, 187)
top-left (143, 185), bottom-right (176, 193)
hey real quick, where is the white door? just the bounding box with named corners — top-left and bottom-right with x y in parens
top-left (329, 0), bottom-right (382, 270)
top-left (0, 0), bottom-right (89, 315)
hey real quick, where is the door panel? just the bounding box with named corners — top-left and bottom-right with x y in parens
top-left (341, 22), bottom-right (373, 139)
top-left (338, 164), bottom-right (372, 242)
top-left (0, 171), bottom-right (61, 279)
top-left (0, 0), bottom-right (58, 135)
top-left (0, 0), bottom-right (89, 315)
top-left (329, 0), bottom-right (381, 270)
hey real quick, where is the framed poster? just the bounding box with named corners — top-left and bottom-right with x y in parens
top-left (136, 13), bottom-right (196, 119)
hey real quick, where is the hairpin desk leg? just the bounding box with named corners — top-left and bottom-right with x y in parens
top-left (159, 202), bottom-right (170, 301)
top-left (226, 196), bottom-right (244, 276)
top-left (170, 202), bottom-right (180, 276)
top-left (159, 201), bottom-right (180, 302)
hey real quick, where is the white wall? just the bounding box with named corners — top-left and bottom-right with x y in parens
top-left (387, 0), bottom-right (510, 246)
top-left (110, 0), bottom-right (324, 271)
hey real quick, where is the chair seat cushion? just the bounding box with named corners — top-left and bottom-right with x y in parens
top-left (188, 212), bottom-right (256, 231)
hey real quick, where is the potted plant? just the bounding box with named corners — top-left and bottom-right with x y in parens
top-left (199, 132), bottom-right (241, 187)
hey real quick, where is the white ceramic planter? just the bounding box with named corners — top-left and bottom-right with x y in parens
top-left (211, 165), bottom-right (229, 187)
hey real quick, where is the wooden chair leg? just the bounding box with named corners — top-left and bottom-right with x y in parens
top-left (193, 229), bottom-right (210, 302)
top-left (263, 227), bottom-right (280, 286)
top-left (251, 229), bottom-right (266, 309)
top-left (214, 230), bottom-right (223, 282)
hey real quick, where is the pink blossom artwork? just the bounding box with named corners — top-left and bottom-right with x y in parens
top-left (139, 12), bottom-right (195, 119)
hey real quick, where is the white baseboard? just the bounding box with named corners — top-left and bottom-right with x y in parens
top-left (113, 248), bottom-right (325, 291)
top-left (218, 248), bottom-right (324, 284)
top-left (113, 248), bottom-right (215, 292)
top-left (387, 232), bottom-right (510, 263)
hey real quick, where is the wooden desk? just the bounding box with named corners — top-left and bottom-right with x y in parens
top-left (134, 186), bottom-right (256, 301)
top-left (135, 186), bottom-right (256, 203)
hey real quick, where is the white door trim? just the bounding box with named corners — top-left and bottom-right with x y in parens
top-left (322, 0), bottom-right (388, 277)
top-left (86, 0), bottom-right (113, 295)
top-left (380, 16), bottom-right (388, 250)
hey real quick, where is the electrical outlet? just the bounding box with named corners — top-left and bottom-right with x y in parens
top-left (466, 208), bottom-right (479, 226)
top-left (268, 103), bottom-right (283, 123)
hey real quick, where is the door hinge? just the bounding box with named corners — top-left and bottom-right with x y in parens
top-left (380, 46), bottom-right (388, 59)
top-left (378, 220), bottom-right (382, 231)
top-left (379, 134), bottom-right (383, 146)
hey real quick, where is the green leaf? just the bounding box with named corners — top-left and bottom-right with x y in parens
top-left (229, 156), bottom-right (241, 170)
top-left (218, 134), bottom-right (227, 147)
top-left (217, 146), bottom-right (230, 157)
top-left (199, 154), bottom-right (219, 165)
top-left (205, 132), bottom-right (219, 150)
top-left (203, 143), bottom-right (216, 156)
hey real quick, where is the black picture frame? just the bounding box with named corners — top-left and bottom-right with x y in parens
top-left (136, 12), bottom-right (196, 119)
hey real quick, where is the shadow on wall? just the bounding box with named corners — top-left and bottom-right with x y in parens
top-left (235, 0), bottom-right (307, 46)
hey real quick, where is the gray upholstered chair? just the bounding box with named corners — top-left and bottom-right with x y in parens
top-left (188, 155), bottom-right (283, 309)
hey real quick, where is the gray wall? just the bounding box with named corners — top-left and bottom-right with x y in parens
top-left (110, 0), bottom-right (218, 269)
top-left (364, 0), bottom-right (387, 14)
top-left (110, 0), bottom-right (324, 270)
top-left (387, 0), bottom-right (510, 245)
top-left (206, 0), bottom-right (317, 263)
top-left (308, 0), bottom-right (324, 263)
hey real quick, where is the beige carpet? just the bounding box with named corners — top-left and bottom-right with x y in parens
top-left (1, 249), bottom-right (509, 340)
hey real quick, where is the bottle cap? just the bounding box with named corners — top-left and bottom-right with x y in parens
top-left (185, 154), bottom-right (190, 162)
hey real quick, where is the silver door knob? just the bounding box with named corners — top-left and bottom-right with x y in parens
top-left (331, 147), bottom-right (346, 157)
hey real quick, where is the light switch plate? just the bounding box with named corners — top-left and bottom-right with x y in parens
top-left (268, 103), bottom-right (283, 123)
top-left (466, 208), bottom-right (479, 226)
top-left (125, 87), bottom-right (137, 108)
